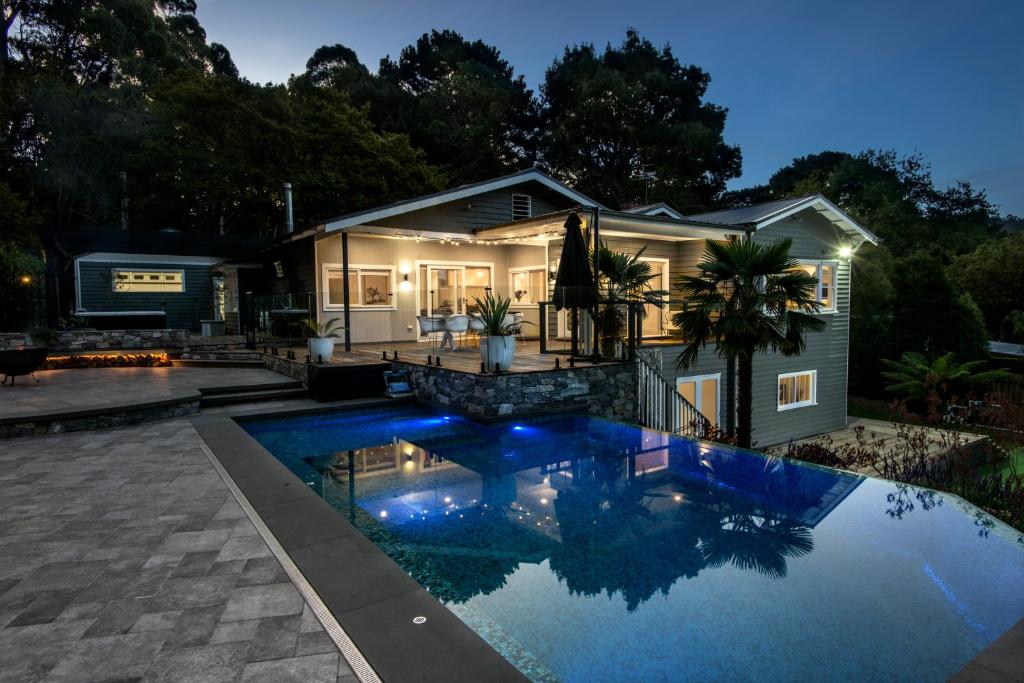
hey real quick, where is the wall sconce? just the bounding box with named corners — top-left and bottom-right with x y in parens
top-left (399, 273), bottom-right (413, 292)
top-left (838, 245), bottom-right (853, 259)
top-left (549, 260), bottom-right (558, 281)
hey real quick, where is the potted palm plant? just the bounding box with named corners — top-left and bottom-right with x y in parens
top-left (305, 317), bottom-right (343, 363)
top-left (594, 244), bottom-right (667, 357)
top-left (473, 292), bottom-right (517, 370)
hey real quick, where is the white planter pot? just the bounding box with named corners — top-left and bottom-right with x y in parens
top-left (308, 337), bottom-right (335, 364)
top-left (480, 335), bottom-right (515, 371)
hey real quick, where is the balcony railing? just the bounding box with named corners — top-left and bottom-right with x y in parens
top-left (636, 351), bottom-right (710, 438)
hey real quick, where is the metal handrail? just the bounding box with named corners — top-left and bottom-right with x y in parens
top-left (636, 352), bottom-right (711, 438)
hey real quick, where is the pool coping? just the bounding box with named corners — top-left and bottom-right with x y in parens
top-left (190, 407), bottom-right (528, 683)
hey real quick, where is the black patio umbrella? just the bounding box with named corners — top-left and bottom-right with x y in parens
top-left (553, 212), bottom-right (598, 356)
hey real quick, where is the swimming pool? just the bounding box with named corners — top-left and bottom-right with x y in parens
top-left (242, 404), bottom-right (1024, 682)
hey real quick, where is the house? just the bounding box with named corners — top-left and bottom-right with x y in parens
top-left (42, 228), bottom-right (269, 331)
top-left (270, 168), bottom-right (877, 445)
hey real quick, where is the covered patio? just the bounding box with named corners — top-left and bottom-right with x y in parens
top-left (316, 206), bottom-right (742, 360)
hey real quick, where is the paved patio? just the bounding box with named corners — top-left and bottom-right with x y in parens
top-left (0, 367), bottom-right (293, 422)
top-left (0, 418), bottom-right (356, 682)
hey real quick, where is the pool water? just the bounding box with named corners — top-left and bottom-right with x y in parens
top-left (242, 405), bottom-right (1024, 682)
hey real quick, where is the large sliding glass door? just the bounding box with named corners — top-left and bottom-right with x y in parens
top-left (417, 262), bottom-right (493, 338)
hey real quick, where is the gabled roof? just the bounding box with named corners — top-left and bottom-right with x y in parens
top-left (623, 202), bottom-right (685, 220)
top-left (43, 227), bottom-right (270, 259)
top-left (687, 194), bottom-right (879, 245)
top-left (323, 168), bottom-right (605, 232)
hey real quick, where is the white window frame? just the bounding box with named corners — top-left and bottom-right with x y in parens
top-left (795, 260), bottom-right (838, 313)
top-left (322, 263), bottom-right (397, 311)
top-left (111, 269), bottom-right (185, 294)
top-left (676, 372), bottom-right (721, 426)
top-left (777, 370), bottom-right (818, 411)
top-left (508, 265), bottom-right (547, 308)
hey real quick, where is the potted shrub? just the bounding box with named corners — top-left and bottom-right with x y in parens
top-left (473, 292), bottom-right (517, 371)
top-left (305, 317), bottom-right (343, 363)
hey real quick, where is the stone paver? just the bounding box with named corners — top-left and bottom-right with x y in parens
top-left (0, 366), bottom-right (292, 421)
top-left (0, 419), bottom-right (356, 682)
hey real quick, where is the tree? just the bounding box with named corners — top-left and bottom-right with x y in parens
top-left (539, 29), bottom-right (741, 212)
top-left (848, 246), bottom-right (896, 396)
top-left (372, 30), bottom-right (539, 186)
top-left (673, 238), bottom-right (825, 447)
top-left (889, 251), bottom-right (989, 361)
top-left (881, 351), bottom-right (1009, 407)
top-left (953, 235), bottom-right (1024, 339)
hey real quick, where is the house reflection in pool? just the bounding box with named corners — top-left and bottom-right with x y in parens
top-left (302, 419), bottom-right (864, 609)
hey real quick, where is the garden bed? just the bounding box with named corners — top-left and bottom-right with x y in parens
top-left (42, 351), bottom-right (171, 370)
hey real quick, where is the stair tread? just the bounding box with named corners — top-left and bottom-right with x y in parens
top-left (198, 381), bottom-right (302, 396)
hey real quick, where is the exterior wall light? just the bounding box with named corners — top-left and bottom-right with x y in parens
top-left (838, 245), bottom-right (853, 259)
top-left (19, 274), bottom-right (31, 285)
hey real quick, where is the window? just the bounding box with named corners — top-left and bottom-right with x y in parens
top-left (778, 370), bottom-right (817, 411)
top-left (791, 261), bottom-right (837, 312)
top-left (323, 265), bottom-right (395, 309)
top-left (112, 270), bottom-right (184, 293)
top-left (509, 266), bottom-right (546, 306)
top-left (512, 194), bottom-right (531, 220)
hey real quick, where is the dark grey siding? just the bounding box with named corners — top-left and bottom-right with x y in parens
top-left (653, 212), bottom-right (853, 446)
top-left (76, 260), bottom-right (214, 330)
top-left (264, 238), bottom-right (316, 296)
top-left (748, 213), bottom-right (851, 445)
top-left (370, 182), bottom-right (578, 233)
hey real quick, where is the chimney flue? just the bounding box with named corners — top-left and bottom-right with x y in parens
top-left (283, 182), bottom-right (294, 234)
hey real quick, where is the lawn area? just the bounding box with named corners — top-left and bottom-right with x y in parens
top-left (980, 448), bottom-right (1024, 478)
top-left (847, 395), bottom-right (892, 421)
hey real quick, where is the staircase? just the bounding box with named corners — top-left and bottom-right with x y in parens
top-left (636, 352), bottom-right (711, 438)
top-left (198, 380), bottom-right (306, 407)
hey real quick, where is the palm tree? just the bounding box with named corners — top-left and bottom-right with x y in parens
top-left (593, 243), bottom-right (667, 355)
top-left (673, 238), bottom-right (825, 447)
top-left (881, 351), bottom-right (1009, 406)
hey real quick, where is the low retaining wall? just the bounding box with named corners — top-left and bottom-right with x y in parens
top-left (262, 352), bottom-right (311, 387)
top-left (0, 329), bottom-right (191, 351)
top-left (397, 361), bottom-right (638, 422)
top-left (0, 397), bottom-right (200, 439)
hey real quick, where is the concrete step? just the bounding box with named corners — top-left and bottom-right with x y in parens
top-left (198, 380), bottom-right (302, 396)
top-left (199, 386), bottom-right (307, 407)
top-left (171, 359), bottom-right (266, 369)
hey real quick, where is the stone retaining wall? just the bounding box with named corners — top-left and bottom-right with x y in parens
top-left (0, 398), bottom-right (200, 439)
top-left (0, 329), bottom-right (190, 351)
top-left (397, 361), bottom-right (638, 422)
top-left (262, 352), bottom-right (311, 387)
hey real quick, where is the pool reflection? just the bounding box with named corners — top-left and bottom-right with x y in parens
top-left (302, 417), bottom-right (863, 610)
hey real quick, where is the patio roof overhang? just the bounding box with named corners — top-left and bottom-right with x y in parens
top-left (473, 208), bottom-right (746, 243)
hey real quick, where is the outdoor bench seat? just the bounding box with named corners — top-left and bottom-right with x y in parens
top-left (0, 346), bottom-right (49, 385)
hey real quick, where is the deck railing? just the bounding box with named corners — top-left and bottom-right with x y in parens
top-left (636, 352), bottom-right (711, 438)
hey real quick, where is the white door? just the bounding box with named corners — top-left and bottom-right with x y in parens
top-left (426, 265), bottom-right (464, 316)
top-left (676, 373), bottom-right (720, 427)
top-left (640, 258), bottom-right (670, 337)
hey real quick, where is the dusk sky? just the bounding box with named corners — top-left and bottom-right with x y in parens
top-left (195, 0), bottom-right (1024, 215)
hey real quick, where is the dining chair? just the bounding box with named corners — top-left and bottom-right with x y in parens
top-left (416, 316), bottom-right (441, 350)
top-left (445, 315), bottom-right (470, 350)
top-left (467, 315), bottom-right (486, 347)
